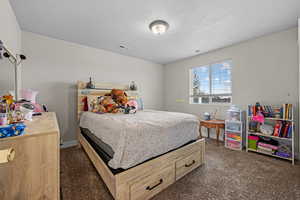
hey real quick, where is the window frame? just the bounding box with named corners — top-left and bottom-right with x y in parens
top-left (189, 59), bottom-right (233, 105)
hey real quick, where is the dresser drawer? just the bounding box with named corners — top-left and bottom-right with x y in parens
top-left (0, 134), bottom-right (59, 200)
top-left (129, 164), bottom-right (175, 200)
top-left (175, 150), bottom-right (202, 180)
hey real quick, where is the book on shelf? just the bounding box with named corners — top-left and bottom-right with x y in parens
top-left (277, 121), bottom-right (292, 138)
top-left (273, 121), bottom-right (281, 137)
top-left (281, 103), bottom-right (293, 119)
top-left (248, 104), bottom-right (293, 120)
top-left (249, 121), bottom-right (292, 139)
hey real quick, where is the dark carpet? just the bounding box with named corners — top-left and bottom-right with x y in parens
top-left (60, 140), bottom-right (300, 200)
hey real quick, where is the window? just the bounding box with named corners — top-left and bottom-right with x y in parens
top-left (190, 60), bottom-right (232, 104)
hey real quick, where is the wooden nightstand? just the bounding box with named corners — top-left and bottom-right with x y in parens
top-left (199, 119), bottom-right (225, 144)
top-left (0, 112), bottom-right (60, 200)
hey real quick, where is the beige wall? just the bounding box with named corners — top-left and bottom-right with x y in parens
top-left (21, 31), bottom-right (164, 142)
top-left (164, 28), bottom-right (299, 154)
top-left (0, 0), bottom-right (21, 95)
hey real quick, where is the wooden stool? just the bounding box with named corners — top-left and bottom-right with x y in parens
top-left (199, 119), bottom-right (225, 144)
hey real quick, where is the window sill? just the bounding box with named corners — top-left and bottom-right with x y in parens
top-left (189, 102), bottom-right (232, 106)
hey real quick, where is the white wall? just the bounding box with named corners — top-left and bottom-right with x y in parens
top-left (0, 0), bottom-right (22, 95)
top-left (298, 19), bottom-right (300, 157)
top-left (164, 28), bottom-right (299, 152)
top-left (21, 31), bottom-right (164, 142)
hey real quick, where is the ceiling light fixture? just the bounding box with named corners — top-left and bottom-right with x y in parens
top-left (149, 20), bottom-right (169, 35)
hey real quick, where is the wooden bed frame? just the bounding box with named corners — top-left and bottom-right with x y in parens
top-left (77, 81), bottom-right (205, 200)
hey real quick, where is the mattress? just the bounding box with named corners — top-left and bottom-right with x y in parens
top-left (79, 110), bottom-right (199, 169)
top-left (81, 127), bottom-right (114, 158)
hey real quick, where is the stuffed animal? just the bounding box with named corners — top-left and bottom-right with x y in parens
top-left (124, 100), bottom-right (138, 114)
top-left (90, 89), bottom-right (136, 114)
top-left (99, 96), bottom-right (120, 113)
top-left (90, 98), bottom-right (103, 113)
top-left (109, 89), bottom-right (128, 106)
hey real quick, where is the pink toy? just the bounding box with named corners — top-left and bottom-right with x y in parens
top-left (258, 142), bottom-right (278, 150)
top-left (15, 103), bottom-right (43, 113)
top-left (21, 89), bottom-right (38, 103)
top-left (252, 113), bottom-right (264, 123)
top-left (126, 100), bottom-right (138, 110)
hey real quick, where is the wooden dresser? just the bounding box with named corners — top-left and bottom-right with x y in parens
top-left (0, 112), bottom-right (60, 200)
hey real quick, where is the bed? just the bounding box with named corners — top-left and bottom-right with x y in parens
top-left (77, 81), bottom-right (205, 200)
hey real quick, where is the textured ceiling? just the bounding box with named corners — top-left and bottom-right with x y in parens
top-left (10, 0), bottom-right (300, 64)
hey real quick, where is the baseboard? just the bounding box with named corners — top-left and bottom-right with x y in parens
top-left (60, 140), bottom-right (78, 149)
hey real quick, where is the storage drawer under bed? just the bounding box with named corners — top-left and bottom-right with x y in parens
top-left (129, 164), bottom-right (175, 200)
top-left (175, 150), bottom-right (202, 180)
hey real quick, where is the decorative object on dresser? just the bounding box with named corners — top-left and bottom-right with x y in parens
top-left (77, 81), bottom-right (205, 200)
top-left (199, 119), bottom-right (225, 144)
top-left (0, 112), bottom-right (60, 199)
top-left (246, 103), bottom-right (295, 164)
top-left (224, 105), bottom-right (245, 151)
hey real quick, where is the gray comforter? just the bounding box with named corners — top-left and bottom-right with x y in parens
top-left (79, 110), bottom-right (199, 169)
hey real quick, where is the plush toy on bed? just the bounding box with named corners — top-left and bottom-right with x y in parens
top-left (90, 89), bottom-right (138, 114)
top-left (109, 89), bottom-right (128, 106)
top-left (98, 96), bottom-right (121, 113)
top-left (124, 99), bottom-right (138, 114)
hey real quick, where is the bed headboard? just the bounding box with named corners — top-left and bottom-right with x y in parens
top-left (77, 81), bottom-right (139, 119)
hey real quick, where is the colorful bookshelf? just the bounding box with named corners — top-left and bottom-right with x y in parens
top-left (225, 106), bottom-right (245, 151)
top-left (246, 104), bottom-right (295, 164)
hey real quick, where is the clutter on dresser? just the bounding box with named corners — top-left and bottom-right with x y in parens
top-left (247, 103), bottom-right (295, 164)
top-left (0, 89), bottom-right (47, 138)
top-left (0, 94), bottom-right (26, 138)
top-left (0, 123), bottom-right (26, 138)
top-left (20, 103), bottom-right (35, 121)
top-left (224, 105), bottom-right (245, 151)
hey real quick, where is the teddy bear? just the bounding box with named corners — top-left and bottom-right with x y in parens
top-left (99, 96), bottom-right (120, 113)
top-left (109, 89), bottom-right (128, 106)
top-left (90, 89), bottom-right (131, 114)
top-left (90, 98), bottom-right (105, 113)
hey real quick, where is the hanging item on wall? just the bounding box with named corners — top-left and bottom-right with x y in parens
top-left (86, 77), bottom-right (95, 89)
top-left (129, 81), bottom-right (138, 91)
